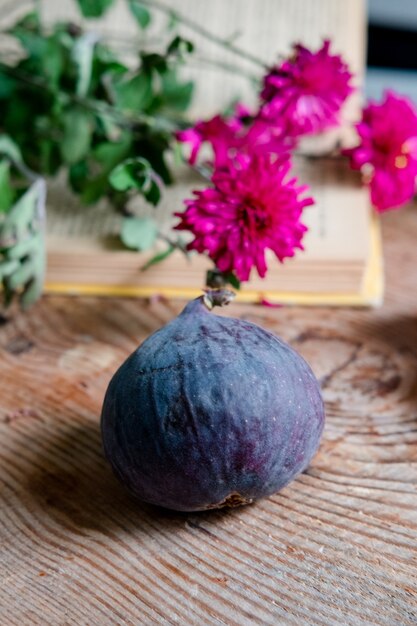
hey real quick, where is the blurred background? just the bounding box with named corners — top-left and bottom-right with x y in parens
top-left (0, 0), bottom-right (417, 106)
top-left (1, 0), bottom-right (417, 105)
top-left (367, 0), bottom-right (417, 101)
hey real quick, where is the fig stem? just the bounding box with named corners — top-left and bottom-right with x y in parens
top-left (203, 289), bottom-right (236, 310)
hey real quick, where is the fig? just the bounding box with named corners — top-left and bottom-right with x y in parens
top-left (101, 290), bottom-right (324, 512)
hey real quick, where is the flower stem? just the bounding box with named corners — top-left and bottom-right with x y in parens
top-left (203, 289), bottom-right (235, 310)
top-left (190, 163), bottom-right (213, 182)
top-left (188, 56), bottom-right (260, 84)
top-left (137, 0), bottom-right (268, 70)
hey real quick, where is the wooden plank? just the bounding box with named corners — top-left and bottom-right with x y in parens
top-left (0, 208), bottom-right (417, 625)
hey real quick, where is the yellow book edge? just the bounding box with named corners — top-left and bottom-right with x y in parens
top-left (44, 213), bottom-right (384, 307)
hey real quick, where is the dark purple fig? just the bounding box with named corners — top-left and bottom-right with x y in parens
top-left (101, 290), bottom-right (324, 512)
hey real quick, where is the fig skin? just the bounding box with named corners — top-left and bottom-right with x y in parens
top-left (101, 291), bottom-right (325, 512)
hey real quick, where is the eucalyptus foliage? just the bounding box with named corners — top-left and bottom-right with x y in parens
top-left (0, 136), bottom-right (46, 308)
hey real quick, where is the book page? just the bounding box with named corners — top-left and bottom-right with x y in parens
top-left (47, 156), bottom-right (370, 265)
top-left (293, 157), bottom-right (370, 263)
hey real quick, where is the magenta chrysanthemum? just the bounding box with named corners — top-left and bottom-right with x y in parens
top-left (175, 115), bottom-right (240, 168)
top-left (175, 154), bottom-right (313, 281)
top-left (260, 40), bottom-right (353, 137)
top-left (176, 105), bottom-right (292, 168)
top-left (343, 91), bottom-right (417, 211)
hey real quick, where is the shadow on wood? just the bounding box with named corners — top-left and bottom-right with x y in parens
top-left (22, 419), bottom-right (151, 532)
top-left (16, 417), bottom-right (235, 535)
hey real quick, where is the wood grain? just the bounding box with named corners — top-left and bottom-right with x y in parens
top-left (1, 208), bottom-right (417, 625)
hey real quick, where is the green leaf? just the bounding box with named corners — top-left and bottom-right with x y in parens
top-left (95, 44), bottom-right (121, 65)
top-left (173, 139), bottom-right (183, 167)
top-left (69, 161), bottom-right (89, 193)
top-left (7, 256), bottom-right (35, 288)
top-left (19, 275), bottom-right (44, 308)
top-left (132, 136), bottom-right (173, 184)
top-left (7, 11), bottom-right (42, 59)
top-left (0, 259), bottom-right (19, 279)
top-left (76, 0), bottom-right (115, 18)
top-left (129, 1), bottom-right (151, 28)
top-left (69, 160), bottom-right (109, 203)
top-left (109, 157), bottom-right (162, 205)
top-left (167, 35), bottom-right (194, 57)
top-left (109, 158), bottom-right (147, 191)
top-left (95, 113), bottom-right (123, 141)
top-left (2, 283), bottom-right (13, 308)
top-left (9, 11), bottom-right (41, 34)
top-left (2, 231), bottom-right (46, 309)
top-left (167, 10), bottom-right (179, 31)
top-left (80, 176), bottom-right (109, 205)
top-left (108, 157), bottom-right (149, 190)
top-left (43, 37), bottom-right (64, 88)
top-left (74, 137), bottom-right (130, 201)
top-left (113, 72), bottom-right (153, 112)
top-left (1, 95), bottom-right (33, 144)
top-left (161, 73), bottom-right (194, 111)
top-left (38, 140), bottom-right (61, 176)
top-left (225, 272), bottom-right (241, 290)
top-left (0, 136), bottom-right (23, 164)
top-left (120, 216), bottom-right (158, 251)
top-left (141, 244), bottom-right (174, 270)
top-left (0, 177), bottom-right (46, 308)
top-left (0, 161), bottom-right (16, 213)
top-left (140, 52), bottom-right (167, 74)
top-left (93, 133), bottom-right (132, 171)
top-left (93, 44), bottom-right (129, 78)
top-left (205, 268), bottom-right (240, 290)
top-left (60, 109), bottom-right (93, 164)
top-left (72, 32), bottom-right (100, 97)
top-left (0, 179), bottom-right (45, 246)
top-left (6, 232), bottom-right (42, 260)
top-left (143, 178), bottom-right (161, 206)
top-left (11, 29), bottom-right (46, 57)
top-left (0, 73), bottom-right (15, 99)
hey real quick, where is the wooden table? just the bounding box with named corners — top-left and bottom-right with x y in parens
top-left (1, 207), bottom-right (416, 626)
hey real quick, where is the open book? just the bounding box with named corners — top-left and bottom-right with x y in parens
top-left (44, 0), bottom-right (383, 305)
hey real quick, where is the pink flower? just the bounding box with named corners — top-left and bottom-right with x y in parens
top-left (232, 103), bottom-right (288, 151)
top-left (176, 107), bottom-right (291, 168)
top-left (344, 91), bottom-right (417, 211)
top-left (175, 154), bottom-right (313, 281)
top-left (176, 115), bottom-right (241, 167)
top-left (260, 40), bottom-right (353, 137)
top-left (240, 117), bottom-right (293, 155)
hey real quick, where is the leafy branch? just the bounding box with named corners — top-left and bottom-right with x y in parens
top-left (0, 4), bottom-right (199, 267)
top-left (0, 63), bottom-right (178, 134)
